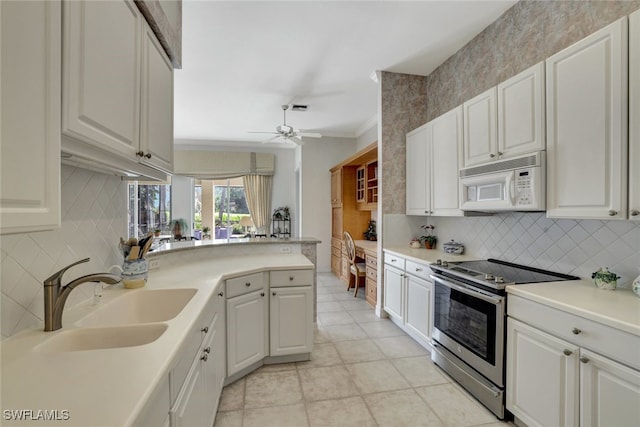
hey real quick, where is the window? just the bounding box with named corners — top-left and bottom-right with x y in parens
top-left (128, 182), bottom-right (171, 238)
top-left (197, 178), bottom-right (250, 238)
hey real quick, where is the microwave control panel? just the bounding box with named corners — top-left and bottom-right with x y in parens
top-left (515, 168), bottom-right (537, 207)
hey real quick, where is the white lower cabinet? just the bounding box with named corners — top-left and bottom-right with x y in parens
top-left (169, 290), bottom-right (226, 427)
top-left (227, 289), bottom-right (268, 376)
top-left (507, 296), bottom-right (640, 427)
top-left (270, 286), bottom-right (313, 356)
top-left (383, 252), bottom-right (432, 348)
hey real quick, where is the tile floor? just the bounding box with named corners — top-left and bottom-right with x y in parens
top-left (213, 272), bottom-right (514, 427)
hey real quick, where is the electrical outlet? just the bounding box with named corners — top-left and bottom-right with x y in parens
top-left (280, 246), bottom-right (292, 253)
top-left (149, 259), bottom-right (161, 270)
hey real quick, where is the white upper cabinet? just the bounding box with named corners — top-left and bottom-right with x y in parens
top-left (406, 106), bottom-right (463, 216)
top-left (463, 63), bottom-right (545, 168)
top-left (546, 17), bottom-right (628, 220)
top-left (62, 0), bottom-right (174, 176)
top-left (497, 62), bottom-right (545, 158)
top-left (0, 1), bottom-right (61, 234)
top-left (463, 88), bottom-right (497, 167)
top-left (630, 9), bottom-right (640, 220)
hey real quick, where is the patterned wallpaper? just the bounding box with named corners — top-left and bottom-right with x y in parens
top-left (379, 71), bottom-right (427, 215)
top-left (426, 0), bottom-right (640, 121)
top-left (0, 166), bottom-right (127, 338)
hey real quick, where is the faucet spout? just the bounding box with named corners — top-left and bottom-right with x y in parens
top-left (43, 258), bottom-right (122, 331)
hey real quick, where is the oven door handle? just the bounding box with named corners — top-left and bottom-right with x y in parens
top-left (431, 274), bottom-right (504, 305)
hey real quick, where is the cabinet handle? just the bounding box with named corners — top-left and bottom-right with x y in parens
top-left (201, 326), bottom-right (209, 333)
top-left (497, 151), bottom-right (503, 156)
top-left (608, 210), bottom-right (618, 216)
top-left (218, 292), bottom-right (224, 297)
top-left (245, 282), bottom-right (251, 287)
top-left (489, 153), bottom-right (496, 158)
top-left (415, 268), bottom-right (422, 272)
top-left (563, 349), bottom-right (573, 356)
top-left (289, 276), bottom-right (294, 281)
top-left (580, 356), bottom-right (590, 364)
top-left (136, 150), bottom-right (144, 157)
top-left (144, 153), bottom-right (152, 159)
top-left (260, 292), bottom-right (265, 297)
top-left (201, 353), bottom-right (208, 362)
top-left (630, 209), bottom-right (640, 216)
top-left (204, 346), bottom-right (211, 354)
top-left (571, 327), bottom-right (581, 335)
top-left (272, 292), bottom-right (277, 296)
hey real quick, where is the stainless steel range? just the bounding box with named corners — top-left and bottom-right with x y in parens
top-left (428, 258), bottom-right (579, 419)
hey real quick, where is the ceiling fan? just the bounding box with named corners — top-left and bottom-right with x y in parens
top-left (249, 105), bottom-right (322, 145)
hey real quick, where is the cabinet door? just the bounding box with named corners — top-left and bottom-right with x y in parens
top-left (383, 265), bottom-right (404, 321)
top-left (406, 124), bottom-right (430, 215)
top-left (463, 87), bottom-right (497, 167)
top-left (227, 290), bottom-right (267, 376)
top-left (63, 0), bottom-right (141, 158)
top-left (404, 275), bottom-right (432, 344)
top-left (331, 169), bottom-right (342, 206)
top-left (506, 318), bottom-right (579, 427)
top-left (202, 310), bottom-right (221, 427)
top-left (546, 18), bottom-right (628, 220)
top-left (170, 360), bottom-right (204, 427)
top-left (270, 286), bottom-right (313, 356)
top-left (431, 106), bottom-right (463, 216)
top-left (140, 22), bottom-right (174, 173)
top-left (1, 0), bottom-right (61, 234)
top-left (630, 10), bottom-right (640, 220)
top-left (497, 62), bottom-right (545, 157)
top-left (580, 349), bottom-right (640, 427)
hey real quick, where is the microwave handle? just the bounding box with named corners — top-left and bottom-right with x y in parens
top-left (508, 172), bottom-right (516, 206)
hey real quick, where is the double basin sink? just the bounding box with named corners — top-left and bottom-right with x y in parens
top-left (36, 288), bottom-right (197, 352)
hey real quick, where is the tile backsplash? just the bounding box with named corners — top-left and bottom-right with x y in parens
top-left (0, 166), bottom-right (127, 339)
top-left (404, 213), bottom-right (640, 288)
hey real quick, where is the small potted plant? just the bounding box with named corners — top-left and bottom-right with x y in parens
top-left (169, 218), bottom-right (189, 240)
top-left (202, 226), bottom-right (211, 240)
top-left (153, 229), bottom-right (161, 238)
top-left (419, 224), bottom-right (437, 249)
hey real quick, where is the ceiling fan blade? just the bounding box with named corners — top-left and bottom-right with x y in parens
top-left (297, 132), bottom-right (322, 138)
top-left (262, 135), bottom-right (285, 144)
top-left (248, 131), bottom-right (279, 135)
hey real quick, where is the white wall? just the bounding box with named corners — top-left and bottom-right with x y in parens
top-left (171, 175), bottom-right (194, 232)
top-left (356, 123), bottom-right (378, 152)
top-left (301, 136), bottom-right (358, 272)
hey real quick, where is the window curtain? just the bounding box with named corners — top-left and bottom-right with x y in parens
top-left (243, 175), bottom-right (273, 235)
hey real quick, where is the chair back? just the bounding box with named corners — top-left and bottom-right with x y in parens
top-left (343, 231), bottom-right (356, 264)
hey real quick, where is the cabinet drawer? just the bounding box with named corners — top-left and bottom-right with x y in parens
top-left (366, 256), bottom-right (377, 269)
top-left (405, 259), bottom-right (431, 281)
top-left (384, 253), bottom-right (405, 270)
top-left (509, 294), bottom-right (640, 371)
top-left (270, 269), bottom-right (313, 287)
top-left (366, 266), bottom-right (377, 281)
top-left (366, 278), bottom-right (377, 306)
top-left (226, 272), bottom-right (265, 298)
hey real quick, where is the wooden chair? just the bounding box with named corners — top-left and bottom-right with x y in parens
top-left (344, 231), bottom-right (366, 297)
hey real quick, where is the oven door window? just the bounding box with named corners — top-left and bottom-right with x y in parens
top-left (433, 282), bottom-right (496, 364)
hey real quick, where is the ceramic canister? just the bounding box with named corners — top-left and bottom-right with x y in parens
top-left (121, 259), bottom-right (148, 289)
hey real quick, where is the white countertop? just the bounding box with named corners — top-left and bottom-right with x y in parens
top-left (384, 246), bottom-right (640, 337)
top-left (150, 237), bottom-right (321, 256)
top-left (0, 254), bottom-right (313, 427)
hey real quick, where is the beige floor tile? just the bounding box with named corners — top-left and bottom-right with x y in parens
top-left (213, 410), bottom-right (243, 427)
top-left (359, 320), bottom-right (406, 338)
top-left (374, 335), bottom-right (429, 358)
top-left (416, 383), bottom-right (496, 427)
top-left (331, 291), bottom-right (358, 301)
top-left (323, 323), bottom-right (367, 342)
top-left (340, 299), bottom-right (371, 311)
top-left (334, 339), bottom-right (386, 364)
top-left (306, 396), bottom-right (377, 427)
top-left (243, 403), bottom-right (309, 427)
top-left (217, 378), bottom-right (245, 412)
top-left (258, 362), bottom-right (298, 372)
top-left (364, 389), bottom-right (444, 427)
top-left (296, 342), bottom-right (343, 369)
top-left (346, 360), bottom-right (411, 394)
top-left (244, 370), bottom-right (303, 409)
top-left (316, 293), bottom-right (337, 302)
top-left (391, 356), bottom-right (450, 387)
top-left (317, 311), bottom-right (354, 326)
top-left (314, 327), bottom-right (331, 344)
top-left (298, 365), bottom-right (360, 401)
top-left (348, 309), bottom-right (385, 323)
top-left (317, 301), bottom-right (345, 313)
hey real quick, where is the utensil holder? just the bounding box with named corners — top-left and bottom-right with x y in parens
top-left (121, 259), bottom-right (148, 289)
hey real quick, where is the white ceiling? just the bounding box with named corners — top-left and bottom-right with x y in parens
top-left (173, 0), bottom-right (517, 146)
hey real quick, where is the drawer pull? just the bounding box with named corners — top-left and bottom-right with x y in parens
top-left (289, 276), bottom-right (294, 281)
top-left (272, 292), bottom-right (277, 296)
top-left (260, 292), bottom-right (265, 297)
top-left (218, 292), bottom-right (224, 297)
top-left (201, 354), bottom-right (208, 362)
top-left (245, 282), bottom-right (251, 287)
top-left (571, 327), bottom-right (581, 335)
top-left (580, 356), bottom-right (590, 364)
top-left (563, 349), bottom-right (573, 356)
top-left (204, 346), bottom-right (211, 354)
top-left (415, 268), bottom-right (422, 272)
top-left (201, 326), bottom-right (209, 333)
top-left (608, 210), bottom-right (618, 216)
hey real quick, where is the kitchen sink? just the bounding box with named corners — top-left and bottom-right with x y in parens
top-left (76, 288), bottom-right (198, 327)
top-left (35, 324), bottom-right (168, 352)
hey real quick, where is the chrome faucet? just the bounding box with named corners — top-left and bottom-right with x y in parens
top-left (43, 258), bottom-right (121, 331)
